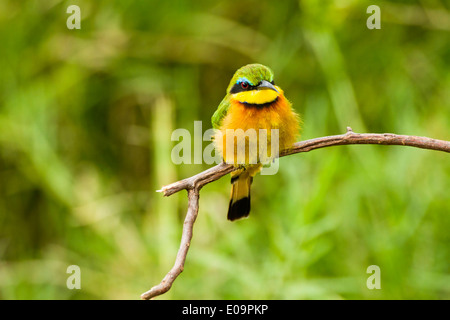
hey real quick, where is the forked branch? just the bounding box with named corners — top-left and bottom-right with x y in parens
top-left (140, 127), bottom-right (450, 300)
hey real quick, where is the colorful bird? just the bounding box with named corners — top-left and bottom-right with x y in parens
top-left (212, 64), bottom-right (300, 221)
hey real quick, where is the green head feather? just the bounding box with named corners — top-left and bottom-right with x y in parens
top-left (226, 64), bottom-right (275, 93)
top-left (212, 64), bottom-right (275, 129)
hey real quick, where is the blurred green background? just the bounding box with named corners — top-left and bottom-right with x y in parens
top-left (0, 0), bottom-right (449, 300)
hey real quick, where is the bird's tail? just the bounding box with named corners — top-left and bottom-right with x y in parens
top-left (227, 165), bottom-right (261, 221)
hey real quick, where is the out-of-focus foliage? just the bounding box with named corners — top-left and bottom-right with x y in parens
top-left (0, 0), bottom-right (449, 299)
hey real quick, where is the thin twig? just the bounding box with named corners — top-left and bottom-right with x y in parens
top-left (157, 128), bottom-right (450, 197)
top-left (140, 188), bottom-right (200, 300)
top-left (141, 128), bottom-right (450, 299)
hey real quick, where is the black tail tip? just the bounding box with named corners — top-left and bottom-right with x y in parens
top-left (227, 197), bottom-right (251, 221)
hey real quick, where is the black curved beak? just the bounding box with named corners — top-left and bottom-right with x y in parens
top-left (257, 80), bottom-right (278, 93)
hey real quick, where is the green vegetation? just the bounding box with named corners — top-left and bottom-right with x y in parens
top-left (0, 0), bottom-right (449, 299)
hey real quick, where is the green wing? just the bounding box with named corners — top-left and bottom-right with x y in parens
top-left (211, 96), bottom-right (230, 129)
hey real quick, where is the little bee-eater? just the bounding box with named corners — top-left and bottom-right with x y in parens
top-left (212, 64), bottom-right (300, 221)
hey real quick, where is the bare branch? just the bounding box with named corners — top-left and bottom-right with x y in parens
top-left (141, 128), bottom-right (450, 300)
top-left (157, 129), bottom-right (450, 197)
top-left (140, 188), bottom-right (200, 300)
top-left (157, 162), bottom-right (235, 197)
top-left (282, 128), bottom-right (450, 156)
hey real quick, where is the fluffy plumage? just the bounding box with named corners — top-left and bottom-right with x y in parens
top-left (212, 64), bottom-right (300, 221)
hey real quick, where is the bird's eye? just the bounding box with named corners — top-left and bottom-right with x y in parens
top-left (241, 82), bottom-right (249, 89)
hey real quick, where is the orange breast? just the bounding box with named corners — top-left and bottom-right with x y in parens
top-left (214, 94), bottom-right (300, 165)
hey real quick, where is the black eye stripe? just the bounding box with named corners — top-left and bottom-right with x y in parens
top-left (228, 79), bottom-right (275, 94)
top-left (229, 82), bottom-right (255, 94)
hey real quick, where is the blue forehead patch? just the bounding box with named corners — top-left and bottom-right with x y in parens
top-left (236, 77), bottom-right (254, 86)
